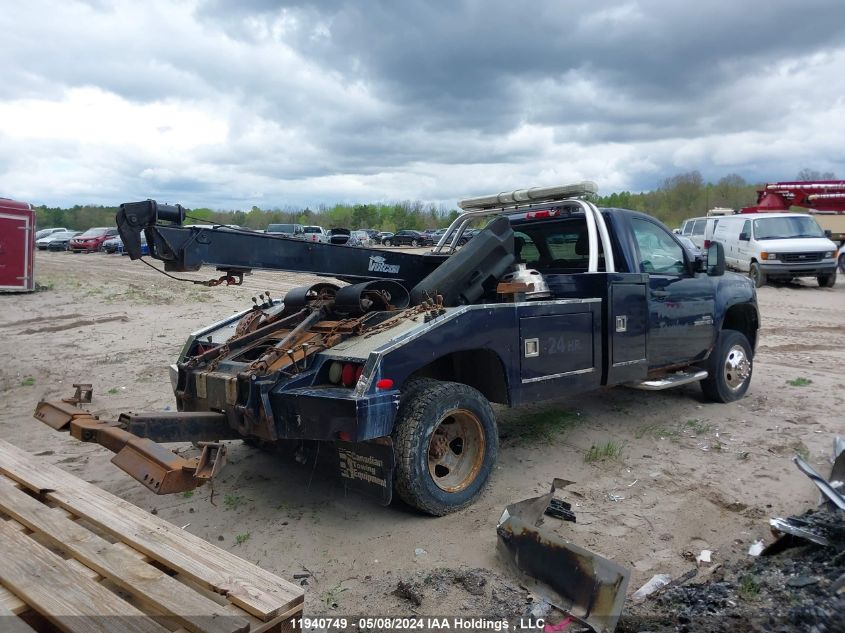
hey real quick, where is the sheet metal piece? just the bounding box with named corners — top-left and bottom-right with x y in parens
top-left (794, 454), bottom-right (845, 512)
top-left (768, 516), bottom-right (831, 548)
top-left (496, 479), bottom-right (630, 633)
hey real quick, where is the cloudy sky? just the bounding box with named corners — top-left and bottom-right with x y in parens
top-left (2, 0), bottom-right (845, 209)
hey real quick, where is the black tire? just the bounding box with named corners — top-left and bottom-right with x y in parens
top-left (700, 330), bottom-right (753, 403)
top-left (749, 262), bottom-right (766, 288)
top-left (384, 239), bottom-right (392, 247)
top-left (392, 380), bottom-right (498, 516)
top-left (838, 253), bottom-right (845, 274)
top-left (411, 239), bottom-right (419, 247)
top-left (818, 270), bottom-right (836, 288)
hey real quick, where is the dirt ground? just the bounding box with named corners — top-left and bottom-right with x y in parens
top-left (1, 250), bottom-right (843, 622)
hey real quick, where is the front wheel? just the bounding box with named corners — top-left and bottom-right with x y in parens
top-left (411, 239), bottom-right (419, 247)
top-left (749, 262), bottom-right (766, 288)
top-left (818, 270), bottom-right (836, 288)
top-left (700, 330), bottom-right (753, 403)
top-left (392, 380), bottom-right (498, 516)
top-left (384, 239), bottom-right (392, 247)
top-left (838, 253), bottom-right (845, 274)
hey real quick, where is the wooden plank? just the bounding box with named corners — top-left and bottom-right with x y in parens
top-left (0, 586), bottom-right (28, 616)
top-left (0, 478), bottom-right (249, 633)
top-left (0, 602), bottom-right (39, 633)
top-left (0, 521), bottom-right (169, 633)
top-left (0, 439), bottom-right (303, 620)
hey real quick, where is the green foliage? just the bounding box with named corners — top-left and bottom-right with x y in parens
top-left (738, 575), bottom-right (761, 601)
top-left (235, 532), bottom-right (251, 545)
top-left (786, 377), bottom-right (812, 387)
top-left (223, 493), bottom-right (247, 510)
top-left (34, 167), bottom-right (835, 234)
top-left (20, 377), bottom-right (36, 387)
top-left (584, 440), bottom-right (624, 462)
top-left (502, 408), bottom-right (581, 444)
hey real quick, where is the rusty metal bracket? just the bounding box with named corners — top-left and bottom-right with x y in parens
top-left (34, 399), bottom-right (97, 430)
top-left (33, 395), bottom-right (230, 495)
top-left (62, 383), bottom-right (93, 405)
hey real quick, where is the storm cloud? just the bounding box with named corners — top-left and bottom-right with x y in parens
top-left (1, 0), bottom-right (844, 207)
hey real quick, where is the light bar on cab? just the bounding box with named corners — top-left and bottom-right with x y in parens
top-left (458, 181), bottom-right (598, 211)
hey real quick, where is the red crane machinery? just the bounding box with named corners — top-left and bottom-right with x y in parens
top-left (741, 181), bottom-right (845, 243)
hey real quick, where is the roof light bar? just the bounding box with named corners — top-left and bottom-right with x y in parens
top-left (458, 182), bottom-right (598, 211)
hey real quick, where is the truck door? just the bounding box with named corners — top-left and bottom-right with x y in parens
top-left (630, 217), bottom-right (715, 368)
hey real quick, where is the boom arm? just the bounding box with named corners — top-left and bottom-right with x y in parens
top-left (742, 181), bottom-right (845, 213)
top-left (116, 200), bottom-right (443, 287)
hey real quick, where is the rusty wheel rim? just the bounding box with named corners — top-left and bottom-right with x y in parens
top-left (427, 408), bottom-right (485, 493)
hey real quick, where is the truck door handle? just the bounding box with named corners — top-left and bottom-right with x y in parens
top-left (651, 290), bottom-right (669, 298)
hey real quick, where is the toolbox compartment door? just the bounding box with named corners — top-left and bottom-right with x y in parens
top-left (517, 300), bottom-right (601, 402)
top-left (606, 281), bottom-right (648, 384)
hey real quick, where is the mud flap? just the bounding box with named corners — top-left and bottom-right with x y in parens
top-left (335, 440), bottom-right (394, 505)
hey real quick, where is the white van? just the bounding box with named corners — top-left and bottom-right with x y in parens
top-left (710, 213), bottom-right (838, 288)
top-left (679, 216), bottom-right (722, 250)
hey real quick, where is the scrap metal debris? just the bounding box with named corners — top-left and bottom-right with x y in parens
top-left (496, 478), bottom-right (630, 633)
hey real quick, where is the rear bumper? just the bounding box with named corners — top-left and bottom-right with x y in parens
top-left (759, 262), bottom-right (836, 277)
top-left (269, 387), bottom-right (400, 441)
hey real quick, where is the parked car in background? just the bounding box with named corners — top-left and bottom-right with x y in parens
top-left (120, 234), bottom-right (148, 256)
top-left (351, 230), bottom-right (372, 246)
top-left (327, 228), bottom-right (362, 246)
top-left (382, 230), bottom-right (433, 247)
top-left (46, 231), bottom-right (82, 251)
top-left (69, 227), bottom-right (119, 253)
top-left (358, 229), bottom-right (379, 241)
top-left (36, 230), bottom-right (76, 250)
top-left (267, 223), bottom-right (305, 238)
top-left (679, 216), bottom-right (721, 250)
top-left (35, 227), bottom-right (68, 240)
top-left (839, 244), bottom-right (845, 273)
top-left (101, 236), bottom-right (123, 253)
top-left (711, 212), bottom-right (838, 287)
top-left (376, 232), bottom-right (394, 244)
top-left (302, 225), bottom-right (328, 243)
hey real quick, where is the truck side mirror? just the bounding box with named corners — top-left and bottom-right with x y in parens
top-left (707, 242), bottom-right (725, 276)
top-left (738, 232), bottom-right (749, 241)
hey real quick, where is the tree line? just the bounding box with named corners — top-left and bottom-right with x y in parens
top-left (33, 169), bottom-right (835, 232)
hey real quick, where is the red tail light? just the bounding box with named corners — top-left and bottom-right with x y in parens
top-left (703, 239), bottom-right (711, 248)
top-left (376, 378), bottom-right (394, 390)
top-left (526, 209), bottom-right (560, 219)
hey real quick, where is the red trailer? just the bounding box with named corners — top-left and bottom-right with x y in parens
top-left (0, 198), bottom-right (35, 292)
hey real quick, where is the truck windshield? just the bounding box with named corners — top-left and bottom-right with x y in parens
top-left (302, 226), bottom-right (322, 234)
top-left (753, 216), bottom-right (825, 240)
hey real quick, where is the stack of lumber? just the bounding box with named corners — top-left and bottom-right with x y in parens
top-left (0, 439), bottom-right (303, 633)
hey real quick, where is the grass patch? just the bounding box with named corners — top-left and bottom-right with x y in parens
top-left (685, 418), bottom-right (713, 436)
top-left (107, 387), bottom-right (120, 395)
top-left (20, 377), bottom-right (35, 387)
top-left (786, 377), bottom-right (812, 387)
top-left (634, 422), bottom-right (681, 440)
top-left (501, 408), bottom-right (581, 444)
top-left (738, 575), bottom-right (761, 601)
top-left (181, 490), bottom-right (194, 499)
top-left (323, 582), bottom-right (349, 608)
top-left (224, 494), bottom-right (247, 511)
top-left (235, 532), bottom-right (251, 545)
top-left (584, 440), bottom-right (624, 463)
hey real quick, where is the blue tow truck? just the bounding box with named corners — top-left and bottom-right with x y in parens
top-left (36, 183), bottom-right (759, 515)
